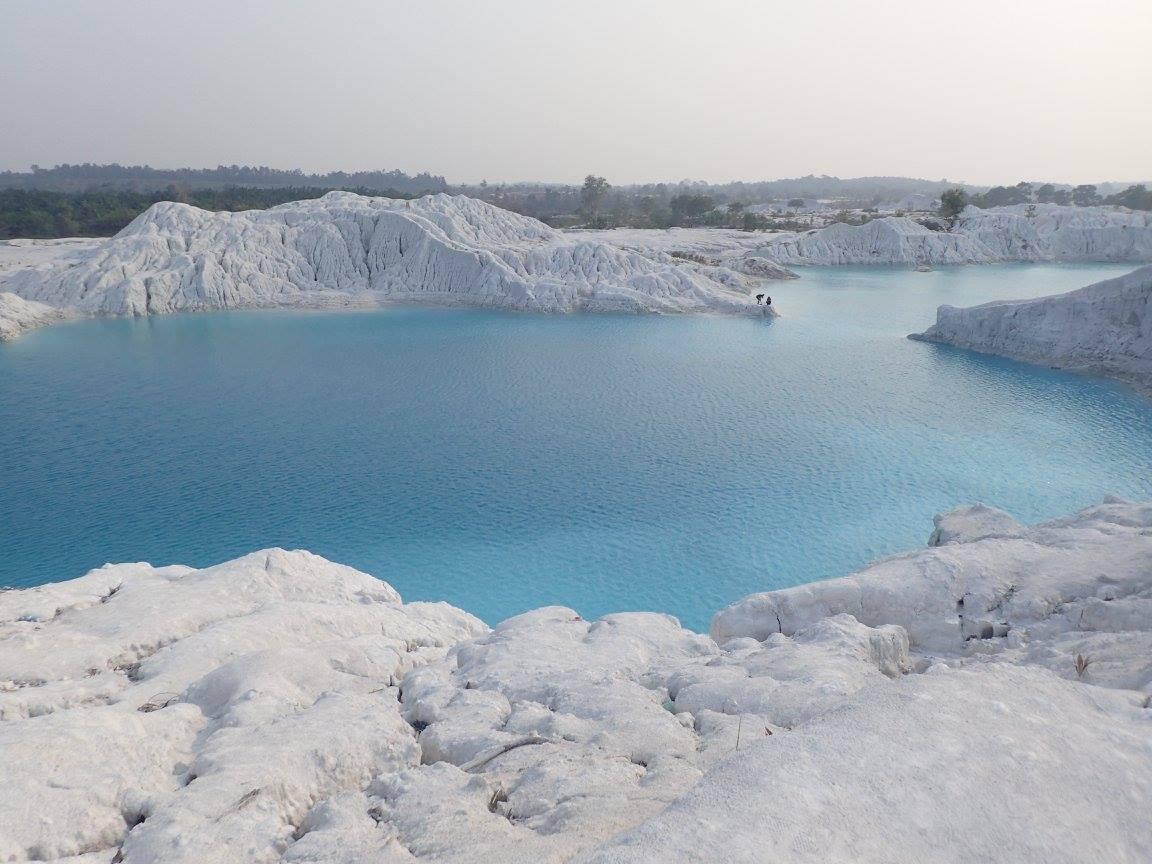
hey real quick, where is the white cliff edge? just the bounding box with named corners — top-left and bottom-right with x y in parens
top-left (0, 292), bottom-right (71, 342)
top-left (757, 203), bottom-right (1152, 267)
top-left (3, 499), bottom-right (1150, 863)
top-left (911, 264), bottom-right (1152, 391)
top-left (0, 194), bottom-right (772, 340)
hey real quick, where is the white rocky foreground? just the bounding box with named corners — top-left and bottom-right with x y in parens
top-left (0, 194), bottom-right (769, 341)
top-left (3, 500), bottom-right (1150, 863)
top-left (757, 203), bottom-right (1152, 267)
top-left (913, 264), bottom-right (1152, 391)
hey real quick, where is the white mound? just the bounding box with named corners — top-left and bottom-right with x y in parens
top-left (712, 497), bottom-right (1152, 671)
top-left (0, 550), bottom-right (486, 862)
top-left (3, 500), bottom-right (1151, 862)
top-left (757, 203), bottom-right (1152, 266)
top-left (911, 264), bottom-right (1152, 390)
top-left (757, 216), bottom-right (989, 266)
top-left (584, 664), bottom-right (1151, 864)
top-left (0, 292), bottom-right (69, 341)
top-left (0, 239), bottom-right (100, 339)
top-left (3, 193), bottom-right (767, 322)
top-left (958, 203), bottom-right (1152, 262)
top-left (572, 227), bottom-right (799, 279)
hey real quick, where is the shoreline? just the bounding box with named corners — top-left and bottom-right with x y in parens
top-left (909, 264), bottom-right (1152, 395)
top-left (0, 289), bottom-right (781, 344)
top-left (910, 331), bottom-right (1152, 398)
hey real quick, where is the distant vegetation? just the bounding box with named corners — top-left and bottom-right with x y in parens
top-left (477, 179), bottom-right (822, 231)
top-left (0, 186), bottom-right (415, 239)
top-left (939, 188), bottom-right (969, 219)
top-left (949, 182), bottom-right (1152, 212)
top-left (463, 175), bottom-right (974, 230)
top-left (1103, 184), bottom-right (1152, 211)
top-left (0, 163), bottom-right (445, 239)
top-left (4, 165), bottom-right (1149, 240)
top-left (0, 163), bottom-right (447, 195)
top-left (580, 175), bottom-right (612, 224)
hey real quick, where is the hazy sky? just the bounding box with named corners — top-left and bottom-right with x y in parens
top-left (2, 0), bottom-right (1149, 185)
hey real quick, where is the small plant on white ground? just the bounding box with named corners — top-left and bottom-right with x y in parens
top-left (1073, 653), bottom-right (1092, 679)
top-left (487, 785), bottom-right (508, 813)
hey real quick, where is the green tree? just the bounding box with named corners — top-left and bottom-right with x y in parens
top-left (669, 194), bottom-right (716, 225)
top-left (580, 175), bottom-right (611, 222)
top-left (1104, 184), bottom-right (1152, 211)
top-left (1072, 184), bottom-right (1100, 207)
top-left (972, 183), bottom-right (1031, 208)
top-left (939, 187), bottom-right (969, 219)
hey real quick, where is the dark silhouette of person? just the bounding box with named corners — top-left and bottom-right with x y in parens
top-left (755, 294), bottom-right (764, 304)
top-left (765, 296), bottom-right (772, 306)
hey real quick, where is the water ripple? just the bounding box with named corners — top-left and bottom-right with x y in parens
top-left (1, 264), bottom-right (1149, 631)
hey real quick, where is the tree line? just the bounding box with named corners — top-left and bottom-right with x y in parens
top-left (0, 164), bottom-right (447, 195)
top-left (940, 182), bottom-right (1152, 217)
top-left (577, 175), bottom-right (767, 230)
top-left (6, 167), bottom-right (1149, 240)
top-left (0, 186), bottom-right (415, 239)
top-left (455, 175), bottom-right (965, 230)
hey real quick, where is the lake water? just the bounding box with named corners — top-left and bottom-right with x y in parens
top-left (2, 263), bottom-right (1149, 631)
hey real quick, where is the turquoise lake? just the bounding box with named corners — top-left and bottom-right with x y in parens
top-left (2, 263), bottom-right (1149, 631)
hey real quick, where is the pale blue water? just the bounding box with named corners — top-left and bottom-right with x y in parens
top-left (2, 264), bottom-right (1150, 631)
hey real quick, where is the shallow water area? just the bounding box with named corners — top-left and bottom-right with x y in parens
top-left (2, 263), bottom-right (1149, 630)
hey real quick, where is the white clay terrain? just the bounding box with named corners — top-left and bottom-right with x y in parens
top-left (0, 238), bottom-right (104, 277)
top-left (913, 264), bottom-right (1152, 391)
top-left (575, 204), bottom-right (1152, 273)
top-left (571, 227), bottom-right (798, 280)
top-left (3, 499), bottom-right (1150, 863)
top-left (0, 240), bottom-right (100, 340)
top-left (757, 203), bottom-right (1152, 267)
top-left (0, 194), bottom-right (772, 341)
top-left (0, 292), bottom-right (70, 341)
top-left (5, 200), bottom-right (1152, 342)
top-left (758, 216), bottom-right (989, 266)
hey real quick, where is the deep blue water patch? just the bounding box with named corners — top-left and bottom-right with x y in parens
top-left (2, 263), bottom-right (1150, 631)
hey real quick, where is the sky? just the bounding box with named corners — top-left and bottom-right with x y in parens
top-left (1, 0), bottom-right (1149, 186)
